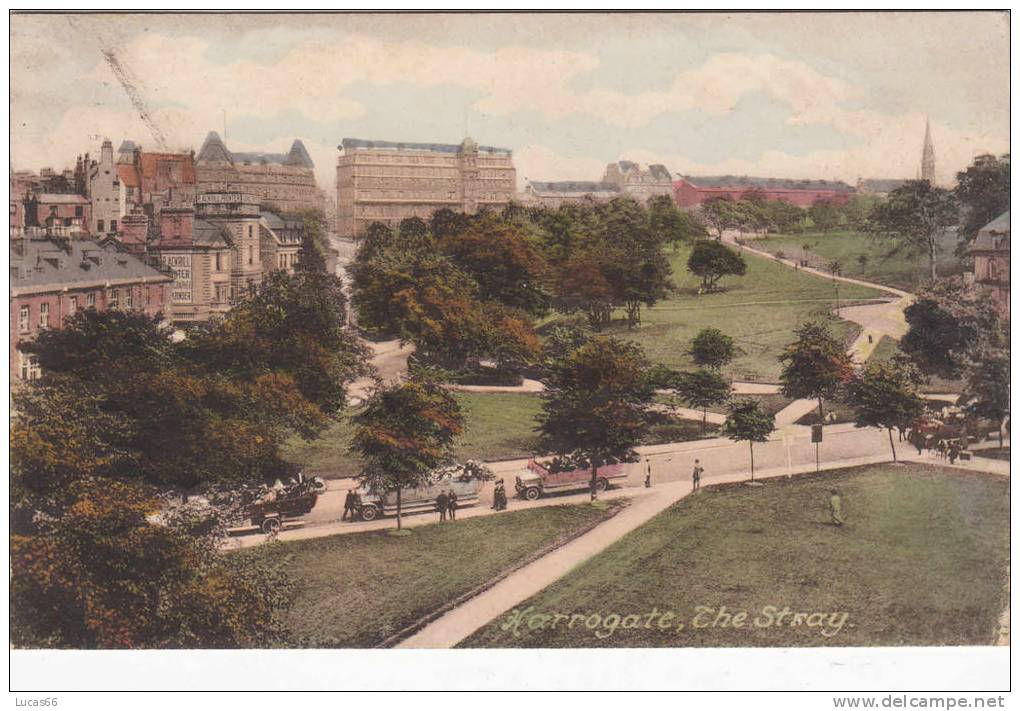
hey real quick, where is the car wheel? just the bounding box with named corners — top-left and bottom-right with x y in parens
top-left (261, 517), bottom-right (282, 535)
top-left (360, 505), bottom-right (378, 521)
top-left (524, 487), bottom-right (541, 501)
top-left (595, 477), bottom-right (609, 492)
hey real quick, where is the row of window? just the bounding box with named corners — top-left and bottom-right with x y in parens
top-left (96, 219), bottom-right (118, 233)
top-left (17, 288), bottom-right (155, 333)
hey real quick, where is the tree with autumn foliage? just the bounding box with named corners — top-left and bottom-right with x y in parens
top-left (349, 371), bottom-right (464, 530)
top-left (778, 321), bottom-right (855, 421)
top-left (537, 338), bottom-right (654, 501)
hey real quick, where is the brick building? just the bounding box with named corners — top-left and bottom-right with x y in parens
top-left (10, 229), bottom-right (172, 380)
top-left (21, 193), bottom-right (92, 233)
top-left (673, 176), bottom-right (855, 208)
top-left (195, 132), bottom-right (325, 215)
top-left (519, 180), bottom-right (622, 208)
top-left (116, 144), bottom-right (198, 218)
top-left (601, 161), bottom-right (673, 204)
top-left (336, 137), bottom-right (516, 238)
top-left (968, 211), bottom-right (1010, 321)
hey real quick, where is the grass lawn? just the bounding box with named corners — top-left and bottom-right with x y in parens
top-left (461, 463), bottom-right (1009, 648)
top-left (240, 501), bottom-right (626, 648)
top-left (756, 230), bottom-right (964, 292)
top-left (282, 392), bottom-right (545, 478)
top-left (286, 391), bottom-right (718, 477)
top-left (542, 245), bottom-right (882, 383)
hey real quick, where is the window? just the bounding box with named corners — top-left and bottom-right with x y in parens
top-left (19, 353), bottom-right (41, 381)
top-left (86, 292), bottom-right (96, 308)
top-left (215, 253), bottom-right (223, 271)
top-left (248, 225), bottom-right (253, 239)
top-left (248, 246), bottom-right (254, 265)
top-left (126, 289), bottom-right (133, 308)
top-left (39, 303), bottom-right (49, 328)
top-left (97, 219), bottom-right (105, 232)
top-left (18, 305), bottom-right (30, 333)
top-left (109, 289), bottom-right (119, 308)
top-left (111, 220), bottom-right (117, 232)
top-left (75, 206), bottom-right (84, 217)
top-left (69, 296), bottom-right (78, 315)
top-left (215, 284), bottom-right (229, 303)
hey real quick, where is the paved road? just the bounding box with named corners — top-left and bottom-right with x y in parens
top-left (230, 421), bottom-right (914, 549)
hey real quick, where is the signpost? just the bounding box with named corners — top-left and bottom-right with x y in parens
top-left (811, 424), bottom-right (824, 472)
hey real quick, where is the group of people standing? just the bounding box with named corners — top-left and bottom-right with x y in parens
top-left (435, 489), bottom-right (459, 521)
top-left (908, 431), bottom-right (967, 464)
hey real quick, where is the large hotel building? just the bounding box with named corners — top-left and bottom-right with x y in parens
top-left (335, 137), bottom-right (516, 238)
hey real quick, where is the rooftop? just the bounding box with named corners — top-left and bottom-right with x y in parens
top-left (197, 132), bottom-right (315, 169)
top-left (10, 236), bottom-right (171, 291)
top-left (341, 137), bottom-right (512, 155)
top-left (679, 175), bottom-right (855, 192)
top-left (529, 181), bottom-right (621, 194)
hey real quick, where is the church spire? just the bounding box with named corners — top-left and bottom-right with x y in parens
top-left (921, 118), bottom-right (936, 184)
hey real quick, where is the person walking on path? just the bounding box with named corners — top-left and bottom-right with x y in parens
top-left (436, 491), bottom-right (449, 522)
top-left (692, 459), bottom-right (703, 491)
top-left (948, 441), bottom-right (960, 465)
top-left (447, 490), bottom-right (459, 520)
top-left (342, 489), bottom-right (359, 521)
top-left (644, 460), bottom-right (652, 488)
top-left (828, 489), bottom-right (844, 527)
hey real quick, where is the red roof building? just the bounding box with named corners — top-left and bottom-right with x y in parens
top-left (673, 175), bottom-right (855, 208)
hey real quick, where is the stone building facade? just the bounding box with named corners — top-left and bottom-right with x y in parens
top-left (336, 137), bottom-right (516, 238)
top-left (10, 230), bottom-right (172, 380)
top-left (519, 180), bottom-right (622, 209)
top-left (259, 211), bottom-right (303, 275)
top-left (116, 146), bottom-right (197, 218)
top-left (968, 211), bottom-right (1010, 321)
top-left (601, 161), bottom-right (674, 204)
top-left (196, 132), bottom-right (325, 215)
top-left (195, 192), bottom-right (263, 301)
top-left (86, 139), bottom-right (121, 238)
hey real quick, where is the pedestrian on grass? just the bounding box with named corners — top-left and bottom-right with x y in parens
top-left (342, 489), bottom-right (358, 521)
top-left (447, 489), bottom-right (458, 520)
top-left (692, 459), bottom-right (703, 491)
top-left (828, 489), bottom-right (844, 527)
top-left (436, 490), bottom-right (449, 522)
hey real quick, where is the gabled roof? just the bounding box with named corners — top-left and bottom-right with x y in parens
top-left (192, 218), bottom-right (232, 248)
top-left (197, 132), bottom-right (315, 168)
top-left (970, 211), bottom-right (1010, 253)
top-left (117, 152), bottom-right (196, 189)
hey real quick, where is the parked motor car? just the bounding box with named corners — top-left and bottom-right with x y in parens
top-left (354, 475), bottom-right (481, 521)
top-left (514, 457), bottom-right (628, 500)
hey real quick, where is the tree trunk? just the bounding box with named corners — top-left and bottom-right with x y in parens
top-left (999, 423), bottom-right (1004, 449)
top-left (396, 486), bottom-right (402, 530)
top-left (888, 428), bottom-right (897, 463)
top-left (702, 407), bottom-right (707, 434)
top-left (818, 396), bottom-right (825, 421)
top-left (749, 441), bottom-right (755, 481)
top-left (928, 241), bottom-right (937, 282)
top-left (590, 463), bottom-right (599, 502)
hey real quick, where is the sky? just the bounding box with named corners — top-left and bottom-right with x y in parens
top-left (9, 12), bottom-right (1011, 197)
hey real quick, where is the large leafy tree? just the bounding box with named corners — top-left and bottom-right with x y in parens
top-left (868, 180), bottom-right (958, 281)
top-left (675, 368), bottom-right (731, 433)
top-left (349, 372), bottom-right (463, 530)
top-left (648, 194), bottom-right (706, 248)
top-left (954, 153), bottom-right (1010, 246)
top-left (959, 345), bottom-right (1010, 447)
top-left (689, 327), bottom-right (738, 371)
top-left (900, 277), bottom-right (1001, 381)
top-left (722, 399), bottom-right (775, 481)
top-left (766, 199), bottom-right (806, 233)
top-left (809, 198), bottom-right (842, 231)
top-left (847, 362), bottom-right (925, 462)
top-left (778, 321), bottom-right (855, 420)
top-left (439, 216), bottom-right (551, 317)
top-left (700, 196), bottom-right (741, 240)
top-left (537, 338), bottom-right (654, 500)
top-left (686, 239), bottom-right (747, 291)
top-left (11, 477), bottom-right (289, 649)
